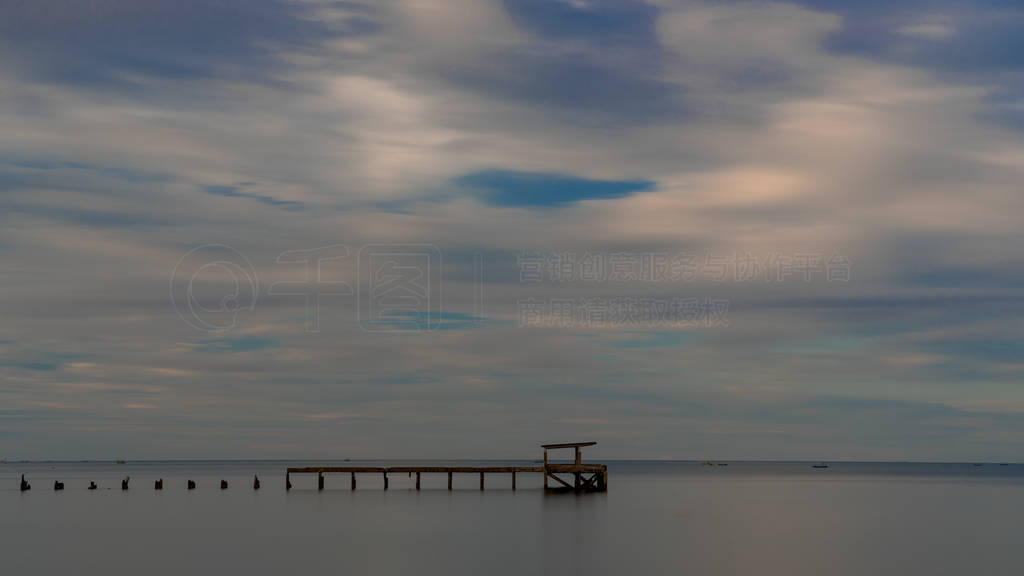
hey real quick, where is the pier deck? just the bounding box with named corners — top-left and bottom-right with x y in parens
top-left (286, 442), bottom-right (607, 493)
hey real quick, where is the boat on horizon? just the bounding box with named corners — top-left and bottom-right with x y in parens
top-left (812, 462), bottom-right (829, 469)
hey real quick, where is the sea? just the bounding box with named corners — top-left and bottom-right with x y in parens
top-left (2, 460), bottom-right (1022, 575)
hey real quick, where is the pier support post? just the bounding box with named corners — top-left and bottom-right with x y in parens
top-left (512, 471), bottom-right (516, 490)
top-left (574, 446), bottom-right (582, 492)
top-left (286, 473), bottom-right (291, 491)
top-left (447, 472), bottom-right (452, 490)
top-left (383, 472), bottom-right (388, 490)
top-left (351, 472), bottom-right (356, 491)
top-left (480, 472), bottom-right (485, 490)
top-left (415, 472), bottom-right (421, 490)
top-left (543, 449), bottom-right (548, 489)
top-left (318, 472), bottom-right (324, 491)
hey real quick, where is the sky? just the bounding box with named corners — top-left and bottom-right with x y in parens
top-left (1, 0), bottom-right (1022, 461)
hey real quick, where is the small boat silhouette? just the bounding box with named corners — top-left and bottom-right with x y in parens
top-left (812, 462), bottom-right (829, 469)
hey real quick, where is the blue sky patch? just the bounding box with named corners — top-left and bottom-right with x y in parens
top-left (203, 185), bottom-right (305, 210)
top-left (199, 336), bottom-right (279, 353)
top-left (455, 170), bottom-right (654, 208)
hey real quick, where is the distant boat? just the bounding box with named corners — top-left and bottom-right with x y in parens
top-left (812, 462), bottom-right (829, 469)
top-left (973, 463), bottom-right (983, 467)
top-left (716, 463), bottom-right (728, 467)
top-left (116, 460), bottom-right (126, 464)
top-left (700, 461), bottom-right (713, 467)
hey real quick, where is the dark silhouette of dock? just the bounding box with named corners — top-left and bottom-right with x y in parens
top-left (285, 442), bottom-right (608, 493)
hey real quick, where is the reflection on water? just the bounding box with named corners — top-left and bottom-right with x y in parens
top-left (2, 461), bottom-right (1022, 575)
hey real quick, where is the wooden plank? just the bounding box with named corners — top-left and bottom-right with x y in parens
top-left (386, 466), bottom-right (542, 473)
top-left (540, 442), bottom-right (596, 449)
top-left (288, 467), bottom-right (386, 474)
top-left (288, 465), bottom-right (575, 475)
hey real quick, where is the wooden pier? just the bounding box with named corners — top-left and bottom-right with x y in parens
top-left (286, 442), bottom-right (607, 493)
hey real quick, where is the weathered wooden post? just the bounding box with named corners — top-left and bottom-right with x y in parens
top-left (512, 471), bottom-right (516, 490)
top-left (285, 474), bottom-right (291, 491)
top-left (447, 472), bottom-right (452, 490)
top-left (318, 471), bottom-right (324, 491)
top-left (155, 479), bottom-right (163, 490)
top-left (221, 479), bottom-right (228, 490)
top-left (350, 472), bottom-right (356, 490)
top-left (383, 471), bottom-right (388, 490)
top-left (54, 480), bottom-right (64, 491)
top-left (415, 472), bottom-right (421, 490)
top-left (253, 475), bottom-right (260, 490)
top-left (188, 479), bottom-right (197, 490)
top-left (543, 448), bottom-right (548, 489)
top-left (574, 446), bottom-right (582, 491)
top-left (479, 472), bottom-right (485, 490)
top-left (20, 474), bottom-right (31, 491)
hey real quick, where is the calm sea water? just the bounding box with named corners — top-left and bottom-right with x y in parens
top-left (2, 461), bottom-right (1022, 575)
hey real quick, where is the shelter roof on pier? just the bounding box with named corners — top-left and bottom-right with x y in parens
top-left (541, 442), bottom-right (597, 449)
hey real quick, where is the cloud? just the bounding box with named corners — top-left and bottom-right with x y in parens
top-left (896, 17), bottom-right (956, 41)
top-left (0, 0), bottom-right (1022, 460)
